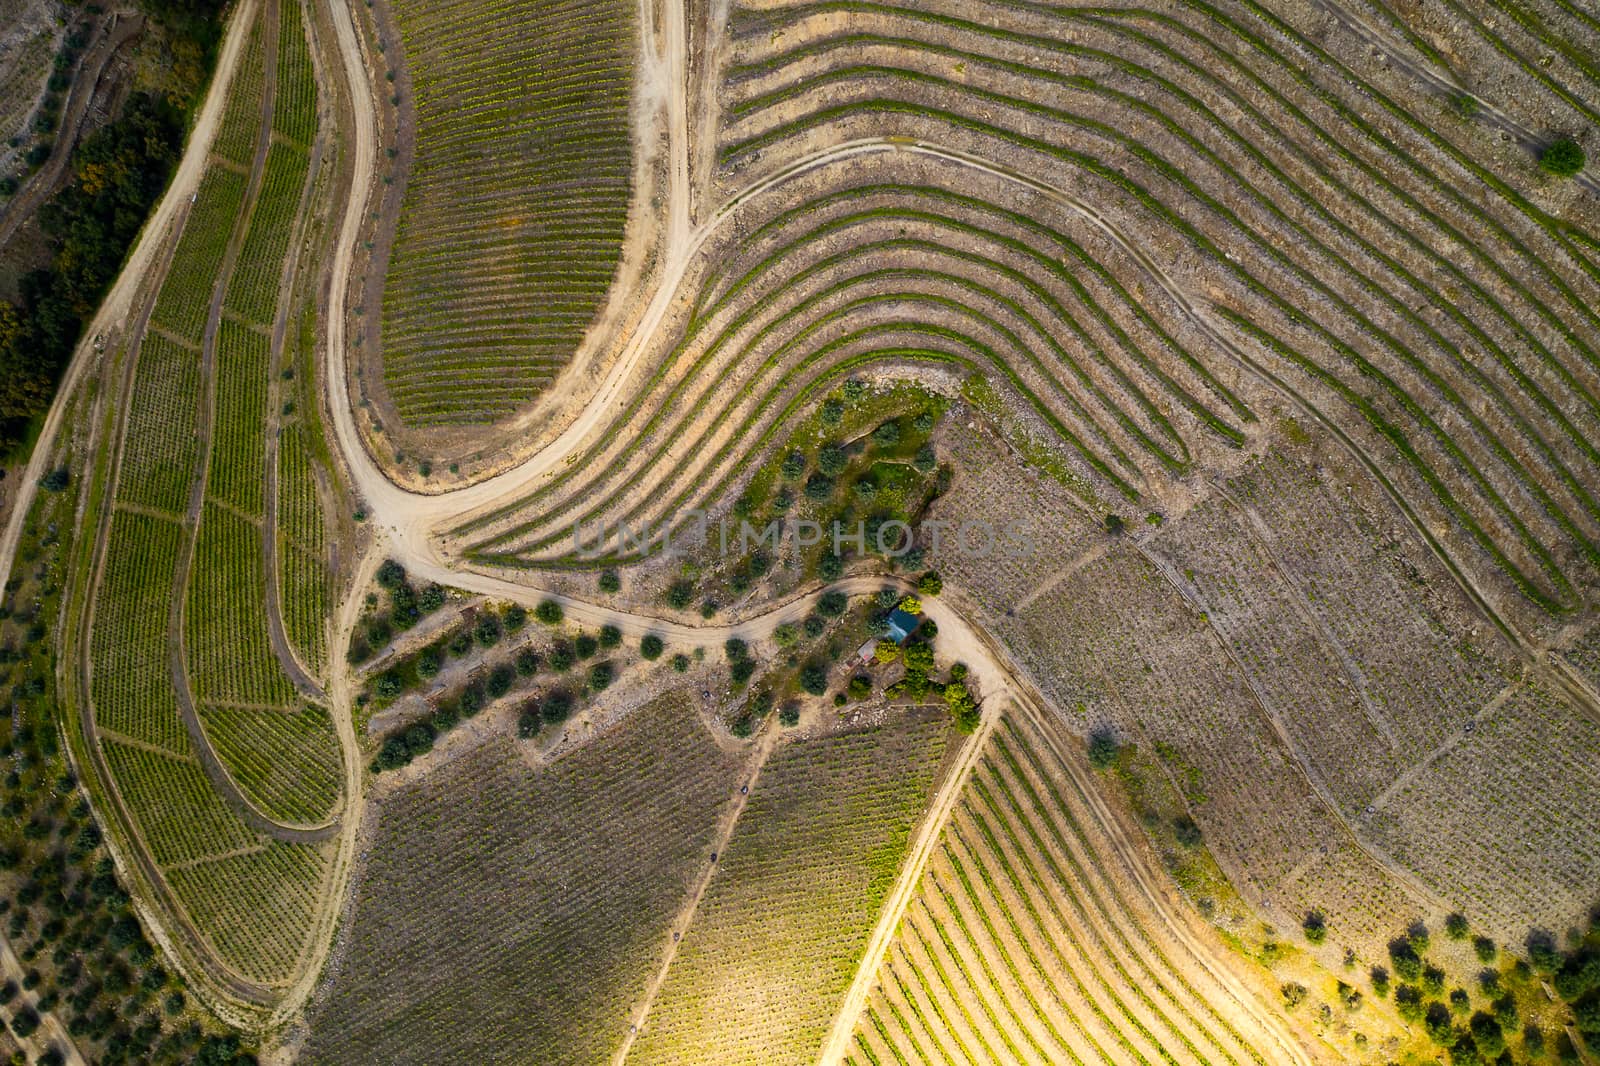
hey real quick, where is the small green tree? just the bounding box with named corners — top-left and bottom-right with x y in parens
top-left (640, 634), bottom-right (664, 660)
top-left (1445, 912), bottom-right (1470, 940)
top-left (1087, 731), bottom-right (1119, 770)
top-left (1540, 137), bottom-right (1586, 177)
top-left (1303, 911), bottom-right (1328, 945)
top-left (534, 600), bottom-right (564, 625)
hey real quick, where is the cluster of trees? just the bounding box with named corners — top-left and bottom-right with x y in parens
top-left (0, 540), bottom-right (254, 1061)
top-left (0, 94), bottom-right (184, 448)
top-left (347, 560), bottom-right (447, 665)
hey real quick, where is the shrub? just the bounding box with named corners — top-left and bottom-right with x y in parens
top-left (1492, 994), bottom-right (1518, 1030)
top-left (517, 704), bottom-right (541, 739)
top-left (871, 420), bottom-right (901, 446)
top-left (416, 645), bottom-right (443, 678)
top-left (588, 662), bottom-right (614, 691)
top-left (598, 570), bottom-right (621, 594)
top-left (376, 559), bottom-right (407, 589)
top-left (803, 614), bottom-right (826, 638)
top-left (820, 398), bottom-right (843, 424)
top-left (873, 643), bottom-right (899, 665)
top-left (670, 653), bottom-right (690, 673)
top-left (804, 473), bottom-right (834, 500)
top-left (534, 600), bottom-right (564, 625)
top-left (1471, 1012), bottom-right (1506, 1056)
top-left (918, 571), bottom-right (943, 596)
top-left (1370, 966), bottom-right (1390, 998)
top-left (1540, 137), bottom-right (1585, 177)
top-left (913, 444), bottom-right (936, 473)
top-left (599, 624), bottom-right (622, 650)
top-left (778, 704), bottom-right (799, 727)
top-left (730, 658), bottom-right (756, 686)
top-left (729, 715), bottom-right (753, 739)
top-left (1390, 938), bottom-right (1423, 981)
top-left (38, 467), bottom-right (69, 492)
top-left (666, 580), bottom-right (694, 610)
top-left (546, 641), bottom-right (574, 673)
top-left (1422, 963), bottom-right (1446, 995)
top-left (419, 583), bottom-right (446, 613)
top-left (1445, 912), bottom-right (1470, 940)
top-left (474, 613), bottom-right (502, 647)
top-left (1450, 988), bottom-right (1471, 1015)
top-left (515, 649), bottom-right (539, 676)
top-left (1301, 910), bottom-right (1328, 944)
top-left (540, 689), bottom-right (574, 725)
top-left (1280, 982), bottom-right (1306, 1010)
top-left (799, 662), bottom-right (828, 695)
top-left (1476, 935), bottom-right (1500, 965)
top-left (899, 595), bottom-right (922, 615)
top-left (503, 605), bottom-right (527, 632)
top-left (1173, 816), bottom-right (1202, 848)
top-left (817, 590), bottom-right (848, 616)
top-left (772, 623), bottom-right (798, 647)
top-left (640, 634), bottom-right (664, 660)
top-left (725, 638), bottom-right (748, 662)
top-left (373, 671), bottom-right (405, 700)
top-left (1425, 1002), bottom-right (1454, 1044)
top-left (486, 665), bottom-right (514, 699)
top-left (574, 633), bottom-right (598, 659)
top-left (847, 674), bottom-right (872, 700)
top-left (781, 452), bottom-right (806, 480)
top-left (818, 444), bottom-right (848, 475)
top-left (1394, 983), bottom-right (1423, 1020)
top-left (1523, 1024), bottom-right (1544, 1058)
top-left (1086, 731), bottom-right (1119, 770)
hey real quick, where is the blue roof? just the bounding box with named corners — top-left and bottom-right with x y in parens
top-left (886, 608), bottom-right (921, 643)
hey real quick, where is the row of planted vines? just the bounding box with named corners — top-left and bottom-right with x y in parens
top-left (79, 0), bottom-right (341, 1005)
top-left (377, 0), bottom-right (635, 425)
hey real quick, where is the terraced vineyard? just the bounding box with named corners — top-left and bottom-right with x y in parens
top-left (843, 710), bottom-right (1297, 1066)
top-left (61, 0), bottom-right (346, 1014)
top-left (303, 692), bottom-right (745, 1064)
top-left (373, 0), bottom-right (636, 427)
top-left (11, 0), bottom-right (1600, 1057)
top-left (629, 711), bottom-right (954, 1064)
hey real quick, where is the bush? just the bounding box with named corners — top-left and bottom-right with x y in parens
top-left (573, 633), bottom-right (597, 659)
top-left (1540, 137), bottom-right (1585, 177)
top-left (418, 583), bottom-right (446, 613)
top-left (1471, 1012), bottom-right (1506, 1056)
top-left (1445, 912), bottom-right (1470, 940)
top-left (818, 443), bottom-right (848, 476)
top-left (486, 665), bottom-right (514, 699)
top-left (470, 613), bottom-right (500, 648)
top-left (725, 638), bottom-right (748, 662)
top-left (1173, 816), bottom-right (1202, 848)
top-left (540, 690), bottom-right (574, 725)
top-left (871, 420), bottom-right (900, 446)
top-left (799, 662), bottom-right (828, 695)
top-left (599, 624), bottom-right (622, 650)
top-left (1422, 963), bottom-right (1446, 995)
top-left (38, 467), bottom-right (68, 492)
top-left (847, 674), bottom-right (872, 700)
top-left (781, 451), bottom-right (806, 480)
top-left (804, 472), bottom-right (834, 500)
top-left (1280, 982), bottom-right (1306, 1010)
top-left (1086, 731), bottom-right (1119, 770)
top-left (1390, 938), bottom-right (1423, 981)
top-left (821, 398), bottom-right (843, 424)
top-left (666, 580), bottom-right (694, 610)
top-left (1476, 935), bottom-right (1500, 965)
top-left (918, 571), bottom-right (942, 596)
top-left (670, 653), bottom-right (690, 673)
top-left (817, 590), bottom-right (848, 617)
top-left (547, 641), bottom-right (574, 673)
top-left (913, 444), bottom-right (936, 473)
top-left (515, 648), bottom-right (539, 676)
top-left (818, 553), bottom-right (843, 580)
top-left (1394, 983), bottom-right (1423, 1020)
top-left (534, 600), bottom-right (564, 625)
top-left (1303, 911), bottom-right (1327, 944)
top-left (10, 1008), bottom-right (38, 1037)
top-left (1425, 1001), bottom-right (1455, 1044)
top-left (588, 661), bottom-right (614, 691)
top-left (416, 645), bottom-right (442, 678)
top-left (598, 570), bottom-right (621, 594)
top-left (729, 715), bottom-right (753, 739)
top-left (640, 634), bottom-right (664, 660)
top-left (503, 605), bottom-right (527, 632)
top-left (1370, 966), bottom-right (1390, 998)
top-left (376, 559), bottom-right (407, 589)
top-left (517, 704), bottom-right (541, 739)
top-left (778, 704), bottom-right (799, 727)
